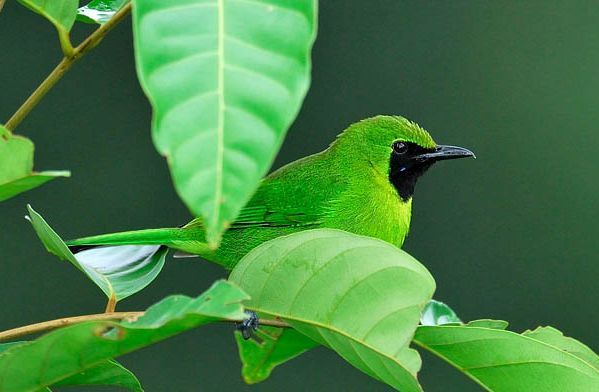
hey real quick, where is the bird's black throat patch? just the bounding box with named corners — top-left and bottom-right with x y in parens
top-left (388, 143), bottom-right (435, 201)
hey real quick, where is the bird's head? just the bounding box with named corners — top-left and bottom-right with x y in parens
top-left (331, 115), bottom-right (475, 201)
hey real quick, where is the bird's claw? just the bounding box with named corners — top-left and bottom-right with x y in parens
top-left (237, 310), bottom-right (259, 340)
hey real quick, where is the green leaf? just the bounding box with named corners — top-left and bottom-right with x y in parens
top-left (523, 326), bottom-right (599, 370)
top-left (77, 0), bottom-right (127, 24)
top-left (53, 359), bottom-right (142, 391)
top-left (1, 343), bottom-right (142, 390)
top-left (0, 171), bottom-right (70, 202)
top-left (0, 127), bottom-right (32, 183)
top-left (0, 342), bottom-right (25, 354)
top-left (466, 319), bottom-right (509, 330)
top-left (230, 229), bottom-right (436, 391)
top-left (0, 280), bottom-right (247, 391)
top-left (0, 126), bottom-right (69, 202)
top-left (235, 326), bottom-right (318, 384)
top-left (26, 205), bottom-right (166, 301)
top-left (414, 321), bottom-right (599, 391)
top-left (420, 300), bottom-right (461, 326)
top-left (132, 0), bottom-right (318, 245)
top-left (17, 0), bottom-right (78, 33)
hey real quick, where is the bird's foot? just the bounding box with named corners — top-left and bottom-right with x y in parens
top-left (237, 310), bottom-right (259, 340)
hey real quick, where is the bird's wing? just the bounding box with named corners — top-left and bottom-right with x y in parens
top-left (184, 151), bottom-right (340, 231)
top-left (183, 196), bottom-right (322, 230)
top-left (228, 203), bottom-right (322, 228)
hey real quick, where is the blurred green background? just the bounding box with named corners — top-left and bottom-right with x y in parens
top-left (2, 1), bottom-right (599, 391)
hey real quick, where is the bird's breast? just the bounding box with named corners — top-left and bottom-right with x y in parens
top-left (324, 179), bottom-right (412, 248)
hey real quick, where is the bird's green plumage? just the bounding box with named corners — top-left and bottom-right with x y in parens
top-left (68, 115), bottom-right (456, 269)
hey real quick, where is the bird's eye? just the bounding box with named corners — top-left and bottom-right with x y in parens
top-left (393, 141), bottom-right (409, 155)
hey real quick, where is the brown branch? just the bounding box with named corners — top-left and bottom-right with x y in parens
top-left (4, 2), bottom-right (133, 131)
top-left (0, 312), bottom-right (143, 342)
top-left (0, 311), bottom-right (290, 343)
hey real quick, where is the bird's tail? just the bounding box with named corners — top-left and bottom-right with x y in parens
top-left (67, 227), bottom-right (184, 249)
top-left (66, 227), bottom-right (210, 268)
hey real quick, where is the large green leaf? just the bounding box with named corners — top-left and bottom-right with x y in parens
top-left (77, 0), bottom-right (127, 24)
top-left (230, 229), bottom-right (435, 391)
top-left (414, 320), bottom-right (599, 391)
top-left (234, 297), bottom-right (459, 384)
top-left (132, 0), bottom-right (318, 245)
top-left (235, 326), bottom-right (318, 384)
top-left (17, 0), bottom-right (78, 33)
top-left (0, 281), bottom-right (247, 391)
top-left (0, 126), bottom-right (69, 202)
top-left (26, 205), bottom-right (166, 301)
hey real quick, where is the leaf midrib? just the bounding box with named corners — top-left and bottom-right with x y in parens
top-left (212, 0), bottom-right (225, 233)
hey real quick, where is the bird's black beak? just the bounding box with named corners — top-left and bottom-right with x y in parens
top-left (412, 145), bottom-right (475, 163)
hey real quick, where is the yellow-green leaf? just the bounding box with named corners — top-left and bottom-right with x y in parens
top-left (230, 229), bottom-right (435, 391)
top-left (132, 0), bottom-right (318, 245)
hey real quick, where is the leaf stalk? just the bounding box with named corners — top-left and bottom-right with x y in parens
top-left (58, 30), bottom-right (75, 57)
top-left (104, 293), bottom-right (117, 313)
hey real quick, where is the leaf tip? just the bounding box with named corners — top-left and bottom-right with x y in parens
top-left (206, 230), bottom-right (223, 250)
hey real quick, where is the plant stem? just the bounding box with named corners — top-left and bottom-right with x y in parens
top-left (0, 312), bottom-right (143, 342)
top-left (4, 2), bottom-right (132, 131)
top-left (0, 0), bottom-right (6, 14)
top-left (104, 293), bottom-right (117, 313)
top-left (0, 311), bottom-right (290, 342)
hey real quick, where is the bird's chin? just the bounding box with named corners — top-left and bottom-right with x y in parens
top-left (389, 162), bottom-right (434, 201)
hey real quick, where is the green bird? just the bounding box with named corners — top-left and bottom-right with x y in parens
top-left (67, 115), bottom-right (474, 270)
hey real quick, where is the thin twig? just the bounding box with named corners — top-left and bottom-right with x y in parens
top-left (0, 311), bottom-right (290, 342)
top-left (4, 2), bottom-right (133, 131)
top-left (0, 312), bottom-right (143, 342)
